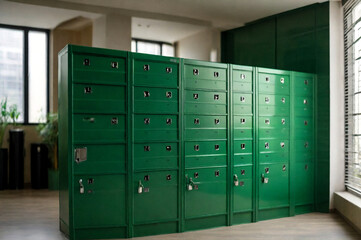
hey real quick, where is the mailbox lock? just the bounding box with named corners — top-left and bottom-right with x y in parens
top-left (194, 118), bottom-right (200, 124)
top-left (144, 118), bottom-right (150, 124)
top-left (239, 181), bottom-right (245, 187)
top-left (265, 97), bottom-right (270, 103)
top-left (282, 118), bottom-right (286, 125)
top-left (166, 118), bottom-right (172, 125)
top-left (304, 99), bottom-right (308, 104)
top-left (281, 97), bottom-right (285, 103)
top-left (144, 146), bottom-right (150, 151)
top-left (304, 141), bottom-right (309, 148)
top-left (144, 91), bottom-right (150, 97)
top-left (87, 178), bottom-right (94, 184)
top-left (143, 64), bottom-right (150, 71)
top-left (241, 143), bottom-right (246, 150)
top-left (234, 174), bottom-right (239, 186)
top-left (84, 87), bottom-right (92, 94)
top-left (111, 61), bottom-right (118, 68)
top-left (166, 91), bottom-right (172, 98)
top-left (193, 93), bottom-right (199, 99)
top-left (304, 120), bottom-right (308, 126)
top-left (241, 169), bottom-right (245, 175)
top-left (241, 118), bottom-right (246, 124)
top-left (79, 179), bottom-right (85, 194)
top-left (214, 71), bottom-right (219, 77)
top-left (265, 142), bottom-right (269, 149)
top-left (193, 69), bottom-right (199, 75)
top-left (282, 165), bottom-right (286, 171)
top-left (215, 119), bottom-right (220, 125)
top-left (138, 180), bottom-right (144, 194)
top-left (265, 119), bottom-right (270, 124)
top-left (215, 170), bottom-right (220, 177)
top-left (304, 80), bottom-right (309, 85)
top-left (194, 145), bottom-right (200, 151)
top-left (166, 145), bottom-right (172, 151)
top-left (280, 142), bottom-right (285, 148)
top-left (111, 117), bottom-right (118, 125)
top-left (265, 77), bottom-right (270, 82)
top-left (187, 177), bottom-right (195, 191)
top-left (240, 96), bottom-right (245, 102)
top-left (280, 77), bottom-right (285, 84)
top-left (240, 74), bottom-right (246, 79)
top-left (194, 172), bottom-right (199, 178)
top-left (83, 59), bottom-right (90, 66)
top-left (166, 174), bottom-right (172, 180)
top-left (166, 67), bottom-right (172, 73)
top-left (144, 175), bottom-right (150, 181)
top-left (215, 144), bottom-right (220, 151)
top-left (214, 94), bottom-right (219, 100)
top-left (265, 167), bottom-right (270, 174)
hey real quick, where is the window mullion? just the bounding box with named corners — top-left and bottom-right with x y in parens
top-left (24, 30), bottom-right (29, 124)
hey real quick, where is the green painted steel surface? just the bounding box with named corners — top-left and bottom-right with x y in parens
top-left (73, 174), bottom-right (126, 228)
top-left (59, 45), bottom-right (317, 239)
top-left (221, 2), bottom-right (329, 213)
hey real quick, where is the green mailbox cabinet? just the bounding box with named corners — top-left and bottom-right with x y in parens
top-left (130, 53), bottom-right (181, 237)
top-left (183, 59), bottom-right (229, 231)
top-left (230, 65), bottom-right (254, 225)
top-left (59, 45), bottom-right (129, 240)
top-left (291, 72), bottom-right (316, 215)
top-left (256, 68), bottom-right (291, 221)
top-left (59, 45), bottom-right (318, 240)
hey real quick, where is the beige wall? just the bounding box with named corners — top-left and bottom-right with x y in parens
top-left (2, 125), bottom-right (42, 184)
top-left (176, 28), bottom-right (221, 62)
top-left (50, 20), bottom-right (93, 113)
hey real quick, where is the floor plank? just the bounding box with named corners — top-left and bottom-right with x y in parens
top-left (0, 189), bottom-right (360, 240)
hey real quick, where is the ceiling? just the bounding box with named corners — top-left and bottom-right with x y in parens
top-left (1, 0), bottom-right (332, 42)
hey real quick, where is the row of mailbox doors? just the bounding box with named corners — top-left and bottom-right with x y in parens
top-left (74, 53), bottom-right (314, 96)
top-left (72, 114), bottom-right (313, 143)
top-left (73, 162), bottom-right (314, 229)
top-left (73, 83), bottom-right (313, 116)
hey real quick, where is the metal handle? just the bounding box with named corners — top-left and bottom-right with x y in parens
top-left (79, 179), bottom-right (84, 194)
top-left (83, 117), bottom-right (95, 123)
top-left (261, 174), bottom-right (269, 184)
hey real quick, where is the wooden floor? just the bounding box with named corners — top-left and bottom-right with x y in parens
top-left (0, 189), bottom-right (360, 240)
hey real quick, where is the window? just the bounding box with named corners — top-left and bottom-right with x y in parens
top-left (345, 0), bottom-right (361, 194)
top-left (0, 24), bottom-right (49, 124)
top-left (131, 39), bottom-right (175, 57)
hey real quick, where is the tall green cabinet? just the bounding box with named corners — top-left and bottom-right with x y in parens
top-left (59, 45), bottom-right (317, 240)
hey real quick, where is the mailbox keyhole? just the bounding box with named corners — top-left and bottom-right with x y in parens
top-left (144, 175), bottom-right (150, 181)
top-left (215, 144), bottom-right (219, 151)
top-left (166, 146), bottom-right (172, 151)
top-left (166, 118), bottom-right (172, 125)
top-left (241, 169), bottom-right (245, 175)
top-left (194, 145), bottom-right (200, 151)
top-left (214, 94), bottom-right (219, 100)
top-left (214, 72), bottom-right (219, 77)
top-left (193, 93), bottom-right (199, 99)
top-left (144, 118), bottom-right (150, 124)
top-left (83, 59), bottom-right (90, 66)
top-left (215, 170), bottom-right (220, 177)
top-left (215, 119), bottom-right (220, 125)
top-left (194, 118), bottom-right (200, 124)
top-left (143, 64), bottom-right (150, 71)
top-left (144, 146), bottom-right (150, 152)
top-left (166, 67), bottom-right (172, 73)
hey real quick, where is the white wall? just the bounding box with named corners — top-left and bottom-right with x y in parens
top-left (176, 28), bottom-right (220, 62)
top-left (329, 0), bottom-right (345, 209)
top-left (93, 14), bottom-right (131, 51)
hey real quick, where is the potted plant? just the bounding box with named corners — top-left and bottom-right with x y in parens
top-left (0, 98), bottom-right (9, 190)
top-left (36, 113), bottom-right (58, 190)
top-left (8, 104), bottom-right (24, 189)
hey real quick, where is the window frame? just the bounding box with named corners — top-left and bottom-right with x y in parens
top-left (132, 38), bottom-right (174, 56)
top-left (0, 23), bottom-right (50, 125)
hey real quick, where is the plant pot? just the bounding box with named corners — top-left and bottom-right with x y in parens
top-left (0, 148), bottom-right (8, 190)
top-left (8, 129), bottom-right (24, 189)
top-left (48, 168), bottom-right (59, 190)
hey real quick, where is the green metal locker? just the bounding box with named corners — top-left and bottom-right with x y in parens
top-left (58, 45), bottom-right (318, 240)
top-left (183, 59), bottom-right (229, 231)
top-left (256, 68), bottom-right (291, 221)
top-left (230, 65), bottom-right (255, 225)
